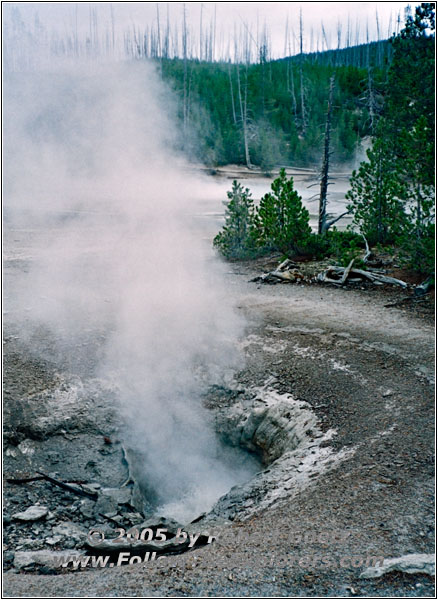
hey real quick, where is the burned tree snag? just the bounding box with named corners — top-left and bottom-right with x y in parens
top-left (318, 75), bottom-right (335, 234)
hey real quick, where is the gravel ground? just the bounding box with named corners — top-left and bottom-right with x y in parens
top-left (3, 254), bottom-right (435, 597)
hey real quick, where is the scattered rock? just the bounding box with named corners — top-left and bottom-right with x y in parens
top-left (359, 553), bottom-right (435, 578)
top-left (13, 506), bottom-right (48, 522)
top-left (79, 499), bottom-right (95, 519)
top-left (93, 495), bottom-right (118, 518)
top-left (123, 512), bottom-right (145, 525)
top-left (136, 516), bottom-right (183, 536)
top-left (53, 521), bottom-right (87, 544)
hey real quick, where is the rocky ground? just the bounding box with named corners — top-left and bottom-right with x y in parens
top-left (3, 251), bottom-right (435, 597)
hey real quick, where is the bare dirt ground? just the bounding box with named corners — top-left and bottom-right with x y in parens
top-left (3, 252), bottom-right (435, 597)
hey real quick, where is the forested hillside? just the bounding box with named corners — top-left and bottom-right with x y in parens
top-left (160, 54), bottom-right (386, 169)
top-left (158, 38), bottom-right (395, 169)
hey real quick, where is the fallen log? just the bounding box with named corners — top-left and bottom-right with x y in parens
top-left (251, 259), bottom-right (305, 284)
top-left (351, 268), bottom-right (408, 288)
top-left (317, 265), bottom-right (408, 288)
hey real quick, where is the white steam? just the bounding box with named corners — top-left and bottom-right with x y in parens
top-left (4, 60), bottom-right (258, 522)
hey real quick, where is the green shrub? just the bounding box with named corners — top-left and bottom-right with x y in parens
top-left (299, 229), bottom-right (365, 264)
top-left (300, 233), bottom-right (331, 259)
top-left (325, 229), bottom-right (365, 266)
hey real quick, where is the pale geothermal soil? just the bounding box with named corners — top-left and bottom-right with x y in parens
top-left (3, 256), bottom-right (435, 597)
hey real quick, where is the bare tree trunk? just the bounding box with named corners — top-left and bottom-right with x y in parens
top-left (336, 20), bottom-right (342, 66)
top-left (375, 9), bottom-right (382, 67)
top-left (182, 4), bottom-right (188, 144)
top-left (156, 3), bottom-right (162, 75)
top-left (288, 60), bottom-right (298, 127)
top-left (365, 23), bottom-right (376, 133)
top-left (285, 25), bottom-right (299, 129)
top-left (236, 64), bottom-right (251, 169)
top-left (318, 75), bottom-right (335, 234)
top-left (199, 2), bottom-right (203, 60)
top-left (212, 3), bottom-right (217, 61)
top-left (299, 9), bottom-right (307, 134)
top-left (228, 62), bottom-right (237, 124)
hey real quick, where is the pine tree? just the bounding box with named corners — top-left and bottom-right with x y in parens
top-left (213, 181), bottom-right (257, 259)
top-left (256, 168), bottom-right (311, 255)
top-left (385, 3), bottom-right (435, 271)
top-left (346, 137), bottom-right (406, 245)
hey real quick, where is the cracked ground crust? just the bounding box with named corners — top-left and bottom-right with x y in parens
top-left (3, 262), bottom-right (435, 597)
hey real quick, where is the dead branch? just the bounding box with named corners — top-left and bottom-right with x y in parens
top-left (351, 268), bottom-right (408, 287)
top-left (323, 209), bottom-right (351, 231)
top-left (414, 277), bottom-right (434, 296)
top-left (361, 234), bottom-right (371, 263)
top-left (36, 471), bottom-right (98, 500)
top-left (6, 475), bottom-right (46, 484)
top-left (339, 258), bottom-right (355, 285)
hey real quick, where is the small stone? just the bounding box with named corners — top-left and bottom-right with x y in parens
top-left (382, 389), bottom-right (394, 397)
top-left (38, 565), bottom-right (57, 575)
top-left (4, 551), bottom-right (15, 563)
top-left (45, 535), bottom-right (63, 546)
top-left (3, 513), bottom-right (12, 526)
top-left (80, 500), bottom-right (95, 519)
top-left (13, 506), bottom-right (48, 522)
top-left (87, 483), bottom-right (101, 490)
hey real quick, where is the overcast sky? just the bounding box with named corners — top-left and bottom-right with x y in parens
top-left (4, 1), bottom-right (412, 58)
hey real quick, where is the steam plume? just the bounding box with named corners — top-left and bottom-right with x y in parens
top-left (4, 59), bottom-right (258, 521)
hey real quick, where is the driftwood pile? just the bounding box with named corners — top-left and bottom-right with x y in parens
top-left (252, 243), bottom-right (410, 289)
top-left (251, 259), bottom-right (306, 284)
top-left (316, 260), bottom-right (408, 288)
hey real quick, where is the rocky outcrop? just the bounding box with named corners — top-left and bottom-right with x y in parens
top-left (215, 387), bottom-right (319, 463)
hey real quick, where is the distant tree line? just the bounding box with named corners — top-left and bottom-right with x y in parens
top-left (160, 57), bottom-right (386, 169)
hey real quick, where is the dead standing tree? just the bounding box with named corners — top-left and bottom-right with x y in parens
top-left (318, 75), bottom-right (350, 233)
top-left (299, 9), bottom-right (307, 134)
top-left (284, 18), bottom-right (299, 129)
top-left (235, 24), bottom-right (254, 169)
top-left (318, 75), bottom-right (335, 233)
